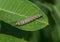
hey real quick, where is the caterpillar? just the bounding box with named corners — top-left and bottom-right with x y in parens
top-left (16, 14), bottom-right (42, 26)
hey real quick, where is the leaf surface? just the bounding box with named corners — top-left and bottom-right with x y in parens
top-left (0, 34), bottom-right (28, 42)
top-left (0, 0), bottom-right (48, 31)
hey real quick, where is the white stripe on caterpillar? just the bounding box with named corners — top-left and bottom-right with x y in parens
top-left (16, 14), bottom-right (42, 26)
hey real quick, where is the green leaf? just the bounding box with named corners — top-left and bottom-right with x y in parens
top-left (0, 34), bottom-right (28, 42)
top-left (56, 0), bottom-right (60, 12)
top-left (0, 0), bottom-right (48, 31)
top-left (51, 0), bottom-right (60, 40)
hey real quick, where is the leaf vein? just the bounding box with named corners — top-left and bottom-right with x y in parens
top-left (0, 8), bottom-right (48, 25)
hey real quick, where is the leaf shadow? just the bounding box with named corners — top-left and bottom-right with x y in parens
top-left (0, 21), bottom-right (32, 41)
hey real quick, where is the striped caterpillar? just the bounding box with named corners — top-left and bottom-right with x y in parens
top-left (16, 14), bottom-right (42, 26)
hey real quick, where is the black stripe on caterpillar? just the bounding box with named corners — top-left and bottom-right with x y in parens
top-left (16, 14), bottom-right (42, 26)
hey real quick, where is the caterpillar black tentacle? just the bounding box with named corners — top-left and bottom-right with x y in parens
top-left (16, 14), bottom-right (42, 26)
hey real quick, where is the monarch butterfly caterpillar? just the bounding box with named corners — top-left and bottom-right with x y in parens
top-left (16, 14), bottom-right (42, 26)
